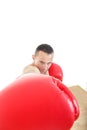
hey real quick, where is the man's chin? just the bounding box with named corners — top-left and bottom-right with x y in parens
top-left (41, 71), bottom-right (48, 75)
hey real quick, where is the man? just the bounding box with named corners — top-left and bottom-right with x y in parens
top-left (19, 43), bottom-right (63, 81)
top-left (23, 44), bottom-right (54, 75)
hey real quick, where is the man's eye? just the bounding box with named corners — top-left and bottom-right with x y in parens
top-left (40, 61), bottom-right (44, 64)
top-left (47, 62), bottom-right (51, 65)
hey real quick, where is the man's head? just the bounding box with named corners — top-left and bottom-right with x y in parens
top-left (32, 44), bottom-right (54, 74)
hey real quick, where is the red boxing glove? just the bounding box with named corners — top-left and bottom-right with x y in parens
top-left (0, 74), bottom-right (79, 130)
top-left (49, 63), bottom-right (63, 81)
top-left (56, 79), bottom-right (80, 121)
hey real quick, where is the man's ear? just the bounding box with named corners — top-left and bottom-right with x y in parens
top-left (32, 55), bottom-right (35, 60)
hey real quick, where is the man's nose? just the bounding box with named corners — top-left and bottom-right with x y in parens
top-left (43, 64), bottom-right (49, 69)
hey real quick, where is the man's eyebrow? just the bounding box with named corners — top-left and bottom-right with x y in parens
top-left (40, 61), bottom-right (52, 64)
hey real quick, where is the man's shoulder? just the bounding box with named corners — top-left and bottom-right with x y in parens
top-left (23, 64), bottom-right (40, 74)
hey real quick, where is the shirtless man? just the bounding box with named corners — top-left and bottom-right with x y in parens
top-left (22, 44), bottom-right (54, 75)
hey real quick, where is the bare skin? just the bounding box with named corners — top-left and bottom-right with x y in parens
top-left (23, 51), bottom-right (54, 75)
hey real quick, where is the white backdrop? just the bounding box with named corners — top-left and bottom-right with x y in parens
top-left (0, 0), bottom-right (87, 90)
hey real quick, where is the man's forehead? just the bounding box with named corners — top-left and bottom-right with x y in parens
top-left (36, 53), bottom-right (53, 63)
top-left (37, 51), bottom-right (54, 57)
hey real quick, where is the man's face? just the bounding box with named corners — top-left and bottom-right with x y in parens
top-left (32, 51), bottom-right (54, 74)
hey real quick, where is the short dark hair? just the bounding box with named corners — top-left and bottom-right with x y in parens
top-left (35, 44), bottom-right (54, 54)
